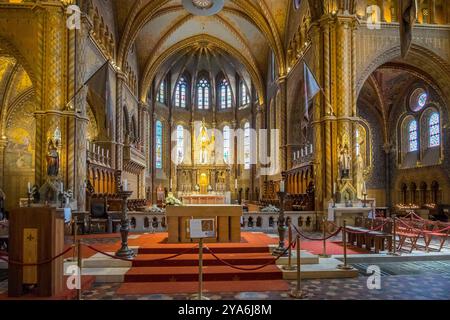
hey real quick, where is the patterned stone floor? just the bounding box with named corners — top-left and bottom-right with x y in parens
top-left (75, 272), bottom-right (450, 300)
top-left (1, 259), bottom-right (450, 300)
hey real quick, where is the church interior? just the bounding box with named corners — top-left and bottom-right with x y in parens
top-left (0, 0), bottom-right (450, 301)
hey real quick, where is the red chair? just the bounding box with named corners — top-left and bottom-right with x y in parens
top-left (423, 221), bottom-right (450, 252)
top-left (396, 219), bottom-right (423, 253)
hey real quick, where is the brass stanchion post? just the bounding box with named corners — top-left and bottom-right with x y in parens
top-left (388, 215), bottom-right (400, 256)
top-left (191, 238), bottom-right (209, 300)
top-left (289, 235), bottom-right (306, 299)
top-left (319, 216), bottom-right (331, 258)
top-left (337, 220), bottom-right (353, 270)
top-left (282, 222), bottom-right (296, 271)
top-left (77, 239), bottom-right (82, 300)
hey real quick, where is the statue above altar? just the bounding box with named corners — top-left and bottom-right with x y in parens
top-left (197, 118), bottom-right (215, 165)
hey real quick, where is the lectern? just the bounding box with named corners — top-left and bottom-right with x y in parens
top-left (8, 207), bottom-right (65, 297)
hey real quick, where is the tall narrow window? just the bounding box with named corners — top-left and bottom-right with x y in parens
top-left (408, 120), bottom-right (418, 152)
top-left (197, 78), bottom-right (210, 110)
top-left (175, 77), bottom-right (187, 108)
top-left (155, 121), bottom-right (163, 169)
top-left (240, 81), bottom-right (250, 106)
top-left (176, 125), bottom-right (184, 164)
top-left (157, 81), bottom-right (165, 104)
top-left (219, 79), bottom-right (232, 109)
top-left (223, 126), bottom-right (230, 164)
top-left (244, 122), bottom-right (251, 169)
top-left (429, 112), bottom-right (440, 147)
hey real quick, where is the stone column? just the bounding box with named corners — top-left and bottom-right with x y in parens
top-left (116, 73), bottom-right (127, 172)
top-left (0, 138), bottom-right (7, 189)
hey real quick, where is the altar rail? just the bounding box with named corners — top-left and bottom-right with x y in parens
top-left (126, 211), bottom-right (318, 233)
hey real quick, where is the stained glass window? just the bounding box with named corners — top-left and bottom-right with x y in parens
top-left (429, 112), bottom-right (440, 147)
top-left (197, 78), bottom-right (210, 109)
top-left (418, 93), bottom-right (428, 109)
top-left (408, 120), bottom-right (418, 152)
top-left (157, 81), bottom-right (165, 104)
top-left (223, 126), bottom-right (230, 164)
top-left (177, 125), bottom-right (184, 164)
top-left (241, 81), bottom-right (250, 106)
top-left (155, 121), bottom-right (163, 169)
top-left (244, 122), bottom-right (251, 169)
top-left (175, 77), bottom-right (187, 108)
top-left (219, 79), bottom-right (232, 109)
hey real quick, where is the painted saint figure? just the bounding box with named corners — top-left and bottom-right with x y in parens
top-left (46, 140), bottom-right (59, 177)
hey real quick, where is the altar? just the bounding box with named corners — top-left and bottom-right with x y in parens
top-left (166, 205), bottom-right (242, 243)
top-left (181, 194), bottom-right (228, 204)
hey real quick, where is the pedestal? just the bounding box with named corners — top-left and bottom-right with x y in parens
top-left (115, 190), bottom-right (135, 259)
top-left (273, 191), bottom-right (289, 257)
top-left (8, 207), bottom-right (65, 297)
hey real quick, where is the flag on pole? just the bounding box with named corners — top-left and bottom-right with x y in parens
top-left (399, 0), bottom-right (418, 58)
top-left (303, 62), bottom-right (321, 123)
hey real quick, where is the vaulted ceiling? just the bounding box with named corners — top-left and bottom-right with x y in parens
top-left (112, 0), bottom-right (291, 103)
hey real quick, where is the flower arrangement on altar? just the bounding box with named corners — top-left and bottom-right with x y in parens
top-left (261, 205), bottom-right (280, 213)
top-left (145, 204), bottom-right (165, 213)
top-left (165, 193), bottom-right (183, 206)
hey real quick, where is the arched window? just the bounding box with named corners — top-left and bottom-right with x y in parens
top-left (223, 126), bottom-right (231, 164)
top-left (175, 77), bottom-right (187, 108)
top-left (157, 80), bottom-right (165, 104)
top-left (244, 122), bottom-right (251, 169)
top-left (176, 125), bottom-right (184, 164)
top-left (240, 81), bottom-right (250, 106)
top-left (155, 120), bottom-right (163, 169)
top-left (410, 88), bottom-right (428, 112)
top-left (197, 77), bottom-right (210, 110)
top-left (429, 112), bottom-right (440, 147)
top-left (219, 79), bottom-right (232, 109)
top-left (408, 119), bottom-right (418, 152)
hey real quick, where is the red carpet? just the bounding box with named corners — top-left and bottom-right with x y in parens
top-left (301, 241), bottom-right (370, 255)
top-left (117, 280), bottom-right (289, 295)
top-left (116, 232), bottom-right (287, 295)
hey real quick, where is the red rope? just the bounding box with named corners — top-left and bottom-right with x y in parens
top-left (1, 246), bottom-right (73, 266)
top-left (85, 244), bottom-right (199, 262)
top-left (205, 239), bottom-right (295, 271)
top-left (292, 224), bottom-right (342, 241)
top-left (396, 219), bottom-right (450, 234)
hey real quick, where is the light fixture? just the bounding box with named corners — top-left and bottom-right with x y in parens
top-left (182, 0), bottom-right (224, 16)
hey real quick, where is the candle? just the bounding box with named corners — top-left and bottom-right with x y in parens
top-left (280, 180), bottom-right (285, 193)
top-left (301, 149), bottom-right (304, 157)
top-left (310, 144), bottom-right (313, 153)
top-left (297, 151), bottom-right (300, 159)
top-left (123, 179), bottom-right (128, 191)
top-left (28, 182), bottom-right (31, 193)
top-left (333, 183), bottom-right (336, 194)
top-left (293, 152), bottom-right (297, 161)
top-left (170, 179), bottom-right (173, 189)
top-left (362, 181), bottom-right (367, 195)
top-left (61, 182), bottom-right (64, 193)
top-left (235, 179), bottom-right (238, 190)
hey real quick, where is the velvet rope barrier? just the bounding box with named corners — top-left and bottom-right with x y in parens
top-left (396, 218), bottom-right (450, 234)
top-left (0, 246), bottom-right (73, 266)
top-left (204, 239), bottom-right (296, 271)
top-left (291, 224), bottom-right (343, 241)
top-left (85, 244), bottom-right (199, 262)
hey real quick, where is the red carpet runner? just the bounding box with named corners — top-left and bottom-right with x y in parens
top-left (117, 233), bottom-right (290, 295)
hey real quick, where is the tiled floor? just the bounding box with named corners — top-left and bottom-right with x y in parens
top-left (1, 260), bottom-right (448, 300)
top-left (74, 271), bottom-right (450, 300)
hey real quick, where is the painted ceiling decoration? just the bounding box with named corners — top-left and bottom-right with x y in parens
top-left (115, 0), bottom-right (290, 104)
top-left (182, 0), bottom-right (224, 16)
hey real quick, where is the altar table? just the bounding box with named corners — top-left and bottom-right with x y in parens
top-left (166, 205), bottom-right (242, 243)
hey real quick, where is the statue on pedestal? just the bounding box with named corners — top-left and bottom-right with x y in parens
top-left (338, 144), bottom-right (351, 179)
top-left (46, 140), bottom-right (60, 177)
top-left (198, 118), bottom-right (214, 164)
